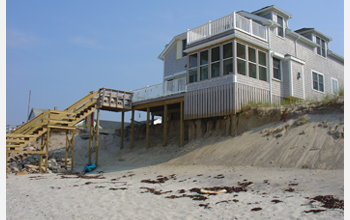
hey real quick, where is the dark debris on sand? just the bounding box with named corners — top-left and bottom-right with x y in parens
top-left (311, 195), bottom-right (344, 210)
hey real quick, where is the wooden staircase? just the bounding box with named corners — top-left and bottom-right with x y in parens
top-left (6, 88), bottom-right (133, 173)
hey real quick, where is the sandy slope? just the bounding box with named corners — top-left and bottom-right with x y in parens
top-left (6, 109), bottom-right (344, 219)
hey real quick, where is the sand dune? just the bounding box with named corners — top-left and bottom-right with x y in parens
top-left (6, 105), bottom-right (344, 219)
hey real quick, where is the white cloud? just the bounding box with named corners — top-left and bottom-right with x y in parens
top-left (7, 29), bottom-right (36, 49)
top-left (70, 36), bottom-right (104, 49)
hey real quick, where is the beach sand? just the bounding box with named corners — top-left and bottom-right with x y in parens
top-left (6, 165), bottom-right (344, 219)
top-left (6, 111), bottom-right (344, 219)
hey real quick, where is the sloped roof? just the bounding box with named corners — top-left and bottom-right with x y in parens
top-left (295, 28), bottom-right (333, 42)
top-left (28, 107), bottom-right (49, 121)
top-left (252, 5), bottom-right (293, 20)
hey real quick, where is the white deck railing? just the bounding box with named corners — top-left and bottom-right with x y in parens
top-left (132, 77), bottom-right (187, 103)
top-left (187, 12), bottom-right (267, 44)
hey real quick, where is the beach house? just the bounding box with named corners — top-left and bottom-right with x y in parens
top-left (133, 5), bottom-right (343, 121)
top-left (7, 5), bottom-right (344, 171)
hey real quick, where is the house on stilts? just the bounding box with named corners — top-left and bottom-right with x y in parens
top-left (6, 5), bottom-right (344, 172)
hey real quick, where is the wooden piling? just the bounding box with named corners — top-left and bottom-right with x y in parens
top-left (120, 111), bottom-right (124, 150)
top-left (180, 102), bottom-right (184, 147)
top-left (131, 109), bottom-right (135, 149)
top-left (146, 107), bottom-right (150, 149)
top-left (163, 104), bottom-right (168, 147)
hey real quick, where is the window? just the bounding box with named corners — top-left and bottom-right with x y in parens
top-left (200, 50), bottom-right (209, 80)
top-left (316, 36), bottom-right (326, 57)
top-left (258, 51), bottom-right (267, 81)
top-left (223, 43), bottom-right (233, 75)
top-left (273, 58), bottom-right (282, 80)
top-left (211, 46), bottom-right (220, 78)
top-left (312, 71), bottom-right (324, 92)
top-left (182, 39), bottom-right (187, 57)
top-left (277, 15), bottom-right (284, 38)
top-left (331, 78), bottom-right (338, 94)
top-left (236, 43), bottom-right (246, 75)
top-left (189, 54), bottom-right (198, 83)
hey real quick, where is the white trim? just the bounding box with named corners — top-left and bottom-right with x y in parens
top-left (272, 51), bottom-right (284, 59)
top-left (311, 70), bottom-right (325, 94)
top-left (288, 59), bottom-right (293, 97)
top-left (284, 55), bottom-right (305, 65)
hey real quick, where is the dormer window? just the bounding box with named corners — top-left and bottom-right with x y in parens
top-left (277, 15), bottom-right (284, 38)
top-left (316, 36), bottom-right (326, 57)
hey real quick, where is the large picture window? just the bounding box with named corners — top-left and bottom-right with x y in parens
top-left (312, 71), bottom-right (324, 92)
top-left (189, 54), bottom-right (198, 83)
top-left (223, 43), bottom-right (233, 75)
top-left (248, 47), bottom-right (257, 78)
top-left (200, 50), bottom-right (209, 80)
top-left (211, 46), bottom-right (220, 78)
top-left (258, 51), bottom-right (267, 81)
top-left (237, 43), bottom-right (246, 75)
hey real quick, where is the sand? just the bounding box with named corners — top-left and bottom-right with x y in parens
top-left (6, 110), bottom-right (344, 219)
top-left (6, 166), bottom-right (344, 219)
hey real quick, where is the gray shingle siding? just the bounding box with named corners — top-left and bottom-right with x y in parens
top-left (163, 43), bottom-right (187, 79)
top-left (236, 73), bottom-right (269, 91)
top-left (292, 61), bottom-right (304, 99)
top-left (296, 39), bottom-right (343, 99)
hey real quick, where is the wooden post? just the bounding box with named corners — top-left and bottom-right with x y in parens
top-left (65, 130), bottom-right (69, 169)
top-left (45, 127), bottom-right (50, 173)
top-left (163, 104), bottom-right (168, 147)
top-left (88, 111), bottom-right (95, 164)
top-left (39, 133), bottom-right (44, 173)
top-left (95, 108), bottom-right (100, 166)
top-left (146, 107), bottom-right (150, 149)
top-left (180, 102), bottom-right (184, 147)
top-left (130, 109), bottom-right (135, 149)
top-left (120, 111), bottom-right (124, 150)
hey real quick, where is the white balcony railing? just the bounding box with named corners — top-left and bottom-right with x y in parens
top-left (187, 12), bottom-right (267, 44)
top-left (132, 77), bottom-right (187, 103)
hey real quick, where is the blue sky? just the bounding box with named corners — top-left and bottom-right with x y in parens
top-left (5, 0), bottom-right (344, 125)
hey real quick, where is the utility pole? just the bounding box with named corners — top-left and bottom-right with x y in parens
top-left (27, 90), bottom-right (31, 122)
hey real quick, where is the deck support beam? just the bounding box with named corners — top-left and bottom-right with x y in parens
top-left (146, 107), bottom-right (150, 149)
top-left (163, 104), bottom-right (168, 147)
top-left (120, 111), bottom-right (124, 150)
top-left (130, 109), bottom-right (135, 149)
